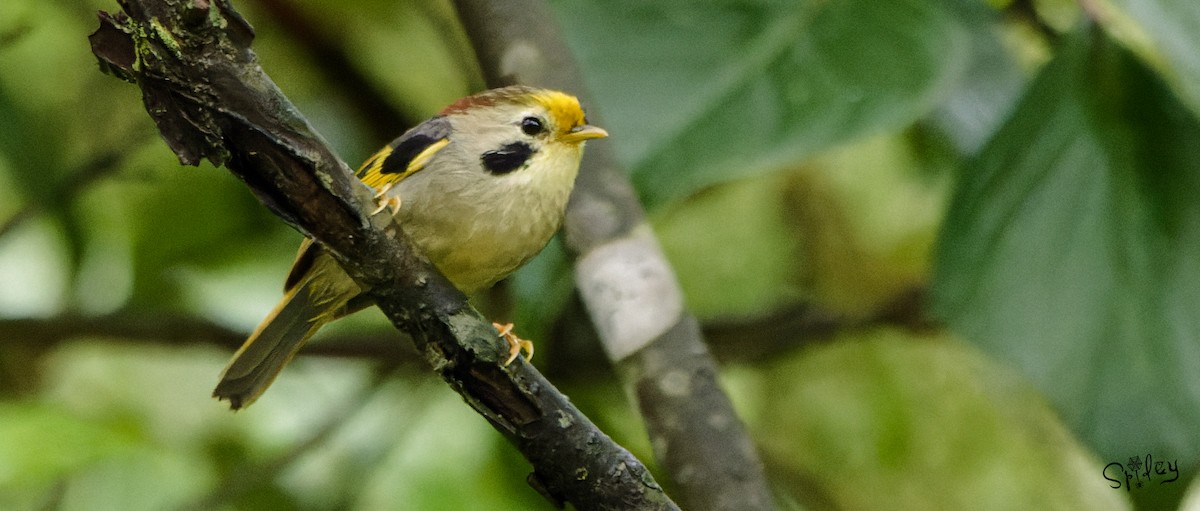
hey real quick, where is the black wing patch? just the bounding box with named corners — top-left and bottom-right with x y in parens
top-left (356, 117), bottom-right (451, 190)
top-left (378, 116), bottom-right (453, 175)
top-left (481, 142), bottom-right (534, 175)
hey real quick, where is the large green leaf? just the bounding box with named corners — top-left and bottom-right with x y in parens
top-left (1106, 0), bottom-right (1200, 115)
top-left (932, 25), bottom-right (1200, 475)
top-left (556, 0), bottom-right (969, 207)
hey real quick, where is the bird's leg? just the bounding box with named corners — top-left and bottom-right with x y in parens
top-left (493, 322), bottom-right (534, 365)
top-left (371, 182), bottom-right (402, 215)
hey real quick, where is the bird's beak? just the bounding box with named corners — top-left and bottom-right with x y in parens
top-left (561, 124), bottom-right (608, 143)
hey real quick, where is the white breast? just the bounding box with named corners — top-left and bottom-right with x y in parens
top-left (391, 140), bottom-right (583, 294)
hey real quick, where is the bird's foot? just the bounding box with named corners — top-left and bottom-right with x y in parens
top-left (493, 322), bottom-right (534, 365)
top-left (371, 182), bottom-right (402, 215)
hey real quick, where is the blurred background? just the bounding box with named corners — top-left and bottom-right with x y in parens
top-left (2, 0), bottom-right (1199, 509)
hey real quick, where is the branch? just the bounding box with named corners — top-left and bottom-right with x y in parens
top-left (0, 284), bottom-right (933, 377)
top-left (451, 2), bottom-right (775, 509)
top-left (246, 0), bottom-right (423, 140)
top-left (0, 313), bottom-right (419, 361)
top-left (88, 1), bottom-right (675, 508)
top-left (180, 369), bottom-right (396, 511)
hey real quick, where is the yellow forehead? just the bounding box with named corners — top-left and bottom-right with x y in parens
top-left (441, 86), bottom-right (589, 130)
top-left (525, 90), bottom-right (587, 129)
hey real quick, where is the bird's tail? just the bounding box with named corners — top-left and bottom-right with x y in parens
top-left (213, 279), bottom-right (327, 410)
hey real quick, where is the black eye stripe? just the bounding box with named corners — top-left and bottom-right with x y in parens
top-left (481, 142), bottom-right (534, 175)
top-left (521, 116), bottom-right (545, 136)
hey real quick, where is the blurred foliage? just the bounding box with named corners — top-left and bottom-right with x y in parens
top-left (933, 25), bottom-right (1200, 499)
top-left (558, 0), bottom-right (968, 207)
top-left (0, 0), bottom-right (1197, 509)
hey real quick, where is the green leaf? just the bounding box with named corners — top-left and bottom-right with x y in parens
top-left (557, 0), bottom-right (970, 207)
top-left (932, 25), bottom-right (1200, 476)
top-left (1105, 0), bottom-right (1200, 115)
top-left (0, 403), bottom-right (133, 490)
top-left (923, 2), bottom-right (1029, 155)
top-left (757, 330), bottom-right (1130, 510)
top-left (70, 154), bottom-right (293, 314)
top-left (653, 173), bottom-right (803, 320)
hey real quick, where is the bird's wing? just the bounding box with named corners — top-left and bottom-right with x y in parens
top-left (283, 238), bottom-right (317, 292)
top-left (357, 116), bottom-right (453, 191)
top-left (282, 117), bottom-right (453, 293)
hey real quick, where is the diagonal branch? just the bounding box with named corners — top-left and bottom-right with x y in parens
top-left (88, 1), bottom-right (676, 508)
top-left (451, 1), bottom-right (776, 510)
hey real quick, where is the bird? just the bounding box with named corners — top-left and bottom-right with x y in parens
top-left (213, 85), bottom-right (607, 409)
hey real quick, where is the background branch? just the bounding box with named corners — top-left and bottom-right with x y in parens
top-left (179, 369), bottom-right (398, 511)
top-left (246, 0), bottom-right (423, 140)
top-left (88, 1), bottom-right (675, 508)
top-left (0, 132), bottom-right (151, 241)
top-left (0, 284), bottom-right (932, 385)
top-left (451, 1), bottom-right (775, 509)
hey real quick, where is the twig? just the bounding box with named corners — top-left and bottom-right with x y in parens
top-left (0, 285), bottom-right (932, 371)
top-left (177, 369), bottom-right (403, 511)
top-left (0, 22), bottom-right (31, 49)
top-left (246, 0), bottom-right (422, 141)
top-left (0, 313), bottom-right (417, 362)
top-left (0, 136), bottom-right (148, 242)
top-left (1005, 0), bottom-right (1060, 43)
top-left (450, 1), bottom-right (776, 509)
top-left (88, 1), bottom-right (675, 508)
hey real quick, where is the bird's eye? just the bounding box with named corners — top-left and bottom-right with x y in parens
top-left (520, 116), bottom-right (546, 136)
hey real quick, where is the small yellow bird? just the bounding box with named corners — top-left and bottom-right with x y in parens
top-left (213, 86), bottom-right (607, 409)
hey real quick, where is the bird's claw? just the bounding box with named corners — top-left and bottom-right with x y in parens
top-left (371, 182), bottom-right (402, 215)
top-left (371, 195), bottom-right (402, 215)
top-left (493, 322), bottom-right (534, 365)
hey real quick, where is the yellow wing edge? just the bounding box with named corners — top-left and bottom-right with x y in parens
top-left (357, 138), bottom-right (451, 192)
